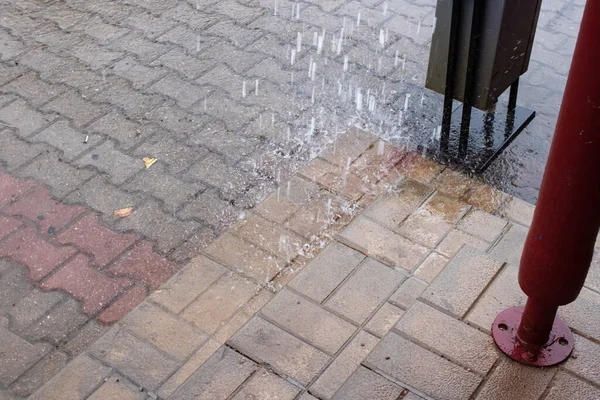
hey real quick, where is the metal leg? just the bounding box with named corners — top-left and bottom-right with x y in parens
top-left (458, 104), bottom-right (471, 158)
top-left (484, 107), bottom-right (495, 148)
top-left (506, 78), bottom-right (520, 136)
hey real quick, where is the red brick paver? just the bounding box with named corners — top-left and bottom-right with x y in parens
top-left (0, 170), bottom-right (35, 208)
top-left (0, 214), bottom-right (22, 240)
top-left (97, 285), bottom-right (148, 324)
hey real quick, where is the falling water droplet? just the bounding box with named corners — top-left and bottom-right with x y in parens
top-left (295, 3), bottom-right (300, 19)
top-left (196, 35), bottom-right (201, 52)
top-left (297, 31), bottom-right (302, 52)
top-left (357, 9), bottom-right (361, 27)
top-left (402, 54), bottom-right (406, 70)
top-left (290, 72), bottom-right (294, 84)
top-left (311, 61), bottom-right (317, 81)
top-left (102, 69), bottom-right (106, 82)
top-left (242, 80), bottom-right (247, 98)
top-left (394, 50), bottom-right (399, 67)
top-left (383, 1), bottom-right (388, 16)
top-left (421, 92), bottom-right (425, 107)
top-left (290, 49), bottom-right (296, 65)
top-left (255, 79), bottom-right (259, 96)
top-left (356, 88), bottom-right (363, 111)
top-left (343, 55), bottom-right (349, 72)
top-left (286, 181), bottom-right (291, 198)
top-left (311, 86), bottom-right (315, 103)
top-left (378, 140), bottom-right (385, 155)
top-left (204, 95), bottom-right (207, 110)
top-left (404, 93), bottom-right (411, 112)
top-left (379, 29), bottom-right (385, 47)
top-left (417, 20), bottom-right (422, 35)
top-left (273, 0), bottom-right (278, 15)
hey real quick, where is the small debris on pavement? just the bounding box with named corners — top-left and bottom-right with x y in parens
top-left (113, 207), bottom-right (134, 217)
top-left (143, 157), bottom-right (157, 169)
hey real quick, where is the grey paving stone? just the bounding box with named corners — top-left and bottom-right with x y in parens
top-left (332, 366), bottom-right (405, 400)
top-left (565, 334), bottom-right (600, 387)
top-left (9, 351), bottom-right (69, 398)
top-left (422, 246), bottom-right (505, 318)
top-left (110, 55), bottom-right (167, 89)
top-left (149, 75), bottom-right (205, 109)
top-left (58, 319), bottom-right (110, 358)
top-left (157, 25), bottom-right (218, 54)
top-left (29, 355), bottom-right (112, 400)
top-left (91, 82), bottom-right (164, 120)
top-left (151, 48), bottom-right (217, 79)
top-left (210, 0), bottom-right (264, 25)
top-left (311, 330), bottom-right (380, 399)
top-left (458, 209), bottom-right (508, 242)
top-left (0, 318), bottom-right (51, 387)
top-left (545, 372), bottom-right (600, 400)
top-left (71, 40), bottom-right (125, 70)
top-left (228, 317), bottom-right (331, 386)
top-left (289, 241), bottom-right (365, 303)
top-left (326, 258), bottom-right (406, 324)
top-left (8, 289), bottom-right (65, 332)
top-left (0, 34), bottom-right (25, 61)
top-left (389, 277), bottom-right (428, 310)
top-left (0, 100), bottom-right (56, 137)
top-left (116, 199), bottom-right (201, 253)
top-left (261, 288), bottom-right (357, 354)
top-left (204, 19), bottom-right (263, 48)
top-left (193, 91), bottom-right (260, 131)
top-left (183, 152), bottom-right (251, 198)
top-left (75, 140), bottom-right (143, 185)
top-left (188, 119), bottom-right (260, 162)
top-left (90, 327), bottom-right (180, 391)
top-left (0, 130), bottom-right (49, 171)
top-left (25, 298), bottom-right (89, 345)
top-left (144, 103), bottom-right (212, 137)
top-left (232, 368), bottom-right (301, 399)
top-left (365, 332), bottom-right (481, 400)
top-left (178, 189), bottom-right (241, 229)
top-left (396, 301), bottom-right (498, 375)
top-left (110, 31), bottom-right (173, 64)
top-left (33, 120), bottom-right (102, 161)
top-left (86, 111), bottom-right (151, 151)
top-left (0, 260), bottom-right (33, 310)
top-left (489, 223), bottom-right (529, 267)
top-left (0, 71), bottom-right (65, 107)
top-left (16, 151), bottom-right (95, 198)
top-left (45, 62), bottom-right (112, 99)
top-left (121, 10), bottom-right (179, 38)
top-left (170, 346), bottom-right (256, 400)
top-left (87, 374), bottom-right (145, 400)
top-left (42, 91), bottom-right (109, 128)
top-left (77, 17), bottom-right (130, 44)
top-left (0, 62), bottom-right (24, 86)
top-left (161, 4), bottom-right (221, 30)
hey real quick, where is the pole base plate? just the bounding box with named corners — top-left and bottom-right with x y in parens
top-left (492, 306), bottom-right (574, 367)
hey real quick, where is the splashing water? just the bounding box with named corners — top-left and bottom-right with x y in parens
top-left (343, 55), bottom-right (349, 72)
top-left (404, 93), bottom-right (411, 112)
top-left (255, 79), bottom-right (259, 96)
top-left (290, 49), bottom-right (296, 65)
top-left (357, 9), bottom-right (361, 26)
top-left (242, 80), bottom-right (247, 98)
top-left (297, 32), bottom-right (302, 52)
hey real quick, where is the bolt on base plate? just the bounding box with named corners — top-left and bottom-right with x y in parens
top-left (492, 306), bottom-right (574, 367)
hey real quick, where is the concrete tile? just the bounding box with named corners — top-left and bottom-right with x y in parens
top-left (311, 331), bottom-right (379, 399)
top-left (299, 158), bottom-right (366, 201)
top-left (332, 366), bottom-right (405, 400)
top-left (560, 287), bottom-right (600, 341)
top-left (396, 302), bottom-right (498, 375)
top-left (232, 369), bottom-right (301, 400)
top-left (170, 346), bottom-right (256, 400)
top-left (414, 252), bottom-right (449, 283)
top-left (365, 332), bottom-right (481, 400)
top-left (545, 372), bottom-right (600, 400)
top-left (255, 176), bottom-right (319, 224)
top-left (319, 127), bottom-right (377, 167)
top-left (365, 303), bottom-right (405, 338)
top-left (422, 246), bottom-right (505, 318)
top-left (474, 358), bottom-right (555, 400)
top-left (228, 317), bottom-right (331, 386)
top-left (326, 258), bottom-right (406, 324)
top-left (436, 229), bottom-right (489, 258)
top-left (261, 288), bottom-right (356, 354)
top-left (389, 277), bottom-right (428, 310)
top-left (565, 334), bottom-right (600, 385)
top-left (395, 153), bottom-right (445, 183)
top-left (88, 375), bottom-right (145, 400)
top-left (500, 197), bottom-right (535, 227)
top-left (458, 209), bottom-right (508, 242)
top-left (289, 241), bottom-right (365, 303)
top-left (489, 224), bottom-right (529, 267)
top-left (339, 216), bottom-right (428, 271)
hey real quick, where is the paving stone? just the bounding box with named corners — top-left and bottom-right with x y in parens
top-left (235, 212), bottom-right (305, 260)
top-left (560, 287), bottom-right (600, 341)
top-left (300, 158), bottom-right (366, 201)
top-left (413, 252), bottom-right (449, 283)
top-left (71, 40), bottom-right (124, 70)
top-left (90, 328), bottom-right (179, 390)
top-left (181, 272), bottom-right (259, 334)
top-left (29, 355), bottom-right (112, 400)
top-left (0, 226), bottom-right (77, 282)
top-left (0, 261), bottom-right (31, 310)
top-left (121, 302), bottom-right (206, 362)
top-left (398, 193), bottom-right (470, 248)
top-left (134, 130), bottom-right (208, 173)
top-left (188, 118), bottom-right (259, 162)
top-left (9, 350), bottom-right (69, 398)
top-left (396, 301), bottom-right (498, 375)
top-left (311, 330), bottom-right (380, 399)
top-left (8, 289), bottom-right (64, 331)
top-left (0, 100), bottom-right (56, 137)
top-left (110, 31), bottom-right (172, 64)
top-left (42, 91), bottom-right (108, 128)
top-left (289, 241), bottom-right (365, 303)
top-left (255, 175), bottom-right (319, 224)
top-left (148, 75), bottom-right (205, 108)
top-left (86, 111), bottom-right (150, 151)
top-left (365, 332), bottom-right (481, 400)
top-left (194, 91), bottom-right (259, 131)
top-left (4, 185), bottom-right (87, 233)
top-left (565, 334), bottom-right (600, 385)
top-left (0, 130), bottom-right (48, 170)
top-left (97, 284), bottom-right (147, 324)
top-left (228, 317), bottom-right (331, 386)
top-left (458, 208), bottom-right (508, 242)
top-left (1, 71), bottom-right (65, 107)
top-left (151, 48), bottom-right (216, 79)
top-left (210, 0), bottom-right (264, 25)
top-left (107, 242), bottom-right (179, 289)
top-left (148, 255), bottom-right (224, 313)
top-left (332, 366), bottom-right (405, 400)
top-left (395, 153), bottom-right (445, 183)
top-left (422, 246), bottom-right (505, 318)
top-left (115, 199), bottom-right (201, 253)
top-left (26, 298), bottom-right (88, 345)
top-left (326, 258), bottom-right (405, 324)
top-left (41, 254), bottom-right (132, 315)
top-left (232, 368), bottom-right (301, 400)
top-left (339, 216), bottom-right (428, 271)
top-left (87, 374), bottom-right (145, 400)
top-left (0, 319), bottom-right (50, 387)
top-left (0, 169), bottom-right (35, 207)
top-left (75, 140), bottom-right (144, 185)
top-left (462, 182), bottom-right (508, 214)
top-left (545, 372), bottom-right (600, 400)
top-left (205, 232), bottom-right (284, 283)
top-left (91, 83), bottom-right (164, 120)
top-left (262, 287), bottom-right (357, 354)
top-left (389, 277), bottom-right (428, 310)
top-left (170, 346), bottom-right (256, 400)
top-left (179, 189), bottom-right (242, 228)
top-left (46, 61), bottom-right (111, 99)
top-left (431, 168), bottom-right (476, 199)
top-left (64, 174), bottom-right (143, 216)
top-left (436, 229), bottom-right (489, 258)
top-left (59, 319), bottom-right (110, 357)
top-left (156, 25), bottom-right (217, 53)
top-left (0, 214), bottom-right (21, 240)
top-left (474, 358), bottom-right (555, 400)
top-left (320, 127), bottom-right (377, 167)
top-left (57, 213), bottom-right (138, 266)
top-left (365, 302), bottom-right (405, 338)
top-left (500, 197), bottom-right (535, 227)
top-left (489, 223), bottom-right (528, 267)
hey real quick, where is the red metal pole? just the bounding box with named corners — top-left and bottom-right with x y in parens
top-left (493, 0), bottom-right (600, 366)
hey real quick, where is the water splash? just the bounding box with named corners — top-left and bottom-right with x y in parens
top-left (255, 79), bottom-right (259, 96)
top-left (297, 32), bottom-right (302, 53)
top-left (242, 80), bottom-right (247, 98)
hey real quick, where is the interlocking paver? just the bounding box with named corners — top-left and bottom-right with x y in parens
top-left (33, 120), bottom-right (101, 161)
top-left (0, 100), bottom-right (56, 137)
top-left (389, 277), bottom-right (428, 310)
top-left (1, 71), bottom-right (64, 106)
top-left (26, 298), bottom-right (88, 344)
top-left (228, 316), bottom-right (331, 386)
top-left (499, 197), bottom-right (535, 227)
top-left (7, 289), bottom-right (64, 331)
top-left (365, 332), bottom-right (481, 400)
top-left (75, 140), bottom-right (144, 185)
top-left (235, 212), bottom-right (304, 260)
top-left (326, 258), bottom-right (406, 324)
top-left (332, 366), bottom-right (405, 400)
top-left (97, 284), bottom-right (147, 324)
top-left (232, 368), bottom-right (301, 400)
top-left (86, 111), bottom-right (153, 151)
top-left (0, 214), bottom-right (21, 240)
top-left (10, 350), bottom-right (69, 398)
top-left (43, 91), bottom-right (108, 128)
top-left (87, 375), bottom-right (145, 400)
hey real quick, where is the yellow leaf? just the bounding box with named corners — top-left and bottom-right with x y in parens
top-left (113, 207), bottom-right (134, 217)
top-left (143, 157), bottom-right (157, 169)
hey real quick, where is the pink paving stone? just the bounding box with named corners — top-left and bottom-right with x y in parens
top-left (4, 186), bottom-right (87, 234)
top-left (97, 285), bottom-right (148, 324)
top-left (107, 242), bottom-right (179, 289)
top-left (57, 214), bottom-right (138, 267)
top-left (0, 226), bottom-right (77, 281)
top-left (0, 170), bottom-right (36, 208)
top-left (41, 254), bottom-right (133, 316)
top-left (0, 215), bottom-right (22, 240)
